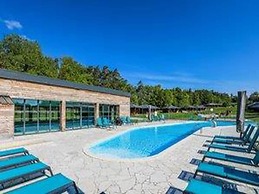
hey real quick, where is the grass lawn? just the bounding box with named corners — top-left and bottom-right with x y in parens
top-left (131, 106), bottom-right (259, 123)
top-left (245, 111), bottom-right (259, 122)
top-left (202, 106), bottom-right (237, 115)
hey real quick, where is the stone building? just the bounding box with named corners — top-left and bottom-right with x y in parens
top-left (0, 69), bottom-right (130, 137)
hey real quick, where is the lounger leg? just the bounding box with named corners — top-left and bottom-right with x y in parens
top-left (207, 144), bottom-right (211, 152)
top-left (201, 155), bottom-right (206, 163)
top-left (193, 170), bottom-right (198, 178)
top-left (44, 167), bottom-right (53, 176)
top-left (48, 167), bottom-right (54, 176)
top-left (212, 136), bottom-right (216, 143)
top-left (73, 182), bottom-right (80, 194)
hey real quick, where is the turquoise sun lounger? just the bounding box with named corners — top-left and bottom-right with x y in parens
top-left (0, 148), bottom-right (28, 158)
top-left (203, 151), bottom-right (259, 166)
top-left (126, 116), bottom-right (133, 124)
top-left (0, 155), bottom-right (39, 171)
top-left (5, 173), bottom-right (79, 194)
top-left (103, 118), bottom-right (114, 128)
top-left (214, 124), bottom-right (251, 140)
top-left (184, 179), bottom-right (236, 194)
top-left (207, 128), bottom-right (259, 153)
top-left (120, 116), bottom-right (127, 125)
top-left (0, 162), bottom-right (52, 190)
top-left (212, 125), bottom-right (255, 145)
top-left (96, 117), bottom-right (105, 128)
top-left (195, 162), bottom-right (259, 186)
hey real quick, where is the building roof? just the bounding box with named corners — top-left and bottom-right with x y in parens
top-left (163, 105), bottom-right (180, 109)
top-left (196, 105), bottom-right (206, 109)
top-left (0, 69), bottom-right (131, 97)
top-left (206, 103), bottom-right (223, 106)
top-left (135, 105), bottom-right (159, 109)
top-left (187, 105), bottom-right (196, 109)
top-left (248, 102), bottom-right (259, 109)
top-left (130, 104), bottom-right (142, 108)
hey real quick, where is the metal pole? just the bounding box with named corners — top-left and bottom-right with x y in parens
top-left (236, 91), bottom-right (246, 136)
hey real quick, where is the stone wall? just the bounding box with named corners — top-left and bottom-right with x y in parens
top-left (0, 104), bottom-right (14, 138)
top-left (0, 78), bottom-right (130, 136)
top-left (0, 79), bottom-right (130, 105)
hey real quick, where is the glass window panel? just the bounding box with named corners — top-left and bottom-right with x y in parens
top-left (51, 106), bottom-right (59, 111)
top-left (24, 111), bottom-right (37, 120)
top-left (15, 111), bottom-right (22, 120)
top-left (73, 120), bottom-right (81, 128)
top-left (24, 123), bottom-right (37, 134)
top-left (25, 99), bottom-right (38, 112)
top-left (82, 112), bottom-right (89, 117)
top-left (39, 112), bottom-right (49, 121)
top-left (14, 125), bottom-right (23, 134)
top-left (15, 105), bottom-right (23, 112)
top-left (51, 115), bottom-right (60, 131)
top-left (82, 106), bottom-right (88, 112)
top-left (50, 101), bottom-right (61, 131)
top-left (82, 118), bottom-right (88, 127)
top-left (51, 111), bottom-right (60, 119)
top-left (39, 110), bottom-right (50, 121)
top-left (51, 118), bottom-right (60, 131)
top-left (89, 107), bottom-right (94, 112)
top-left (74, 107), bottom-right (80, 119)
top-left (39, 100), bottom-right (50, 107)
top-left (88, 116), bottom-right (95, 126)
top-left (25, 112), bottom-right (38, 134)
top-left (24, 99), bottom-right (38, 134)
top-left (51, 101), bottom-right (60, 107)
top-left (82, 104), bottom-right (95, 128)
top-left (13, 98), bottom-right (24, 105)
top-left (73, 106), bottom-right (81, 129)
top-left (104, 105), bottom-right (109, 111)
top-left (66, 102), bottom-right (72, 107)
top-left (66, 106), bottom-right (75, 129)
top-left (14, 111), bottom-right (24, 134)
top-left (13, 99), bottom-right (24, 135)
top-left (39, 121), bottom-right (49, 132)
top-left (39, 107), bottom-right (49, 132)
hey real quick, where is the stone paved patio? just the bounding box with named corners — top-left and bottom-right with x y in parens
top-left (1, 121), bottom-right (259, 194)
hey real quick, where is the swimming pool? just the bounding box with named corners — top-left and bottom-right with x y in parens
top-left (89, 120), bottom-right (236, 159)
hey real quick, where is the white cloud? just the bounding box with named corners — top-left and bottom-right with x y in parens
top-left (4, 20), bottom-right (22, 30)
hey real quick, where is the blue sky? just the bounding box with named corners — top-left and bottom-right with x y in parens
top-left (0, 0), bottom-right (259, 94)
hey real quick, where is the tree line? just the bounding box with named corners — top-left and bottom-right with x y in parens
top-left (0, 34), bottom-right (257, 107)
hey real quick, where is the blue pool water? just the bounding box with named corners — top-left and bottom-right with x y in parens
top-left (89, 120), bottom-right (238, 159)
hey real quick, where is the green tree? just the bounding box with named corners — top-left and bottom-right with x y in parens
top-left (191, 92), bottom-right (201, 105)
top-left (249, 92), bottom-right (259, 103)
top-left (59, 57), bottom-right (93, 84)
top-left (0, 34), bottom-right (58, 78)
